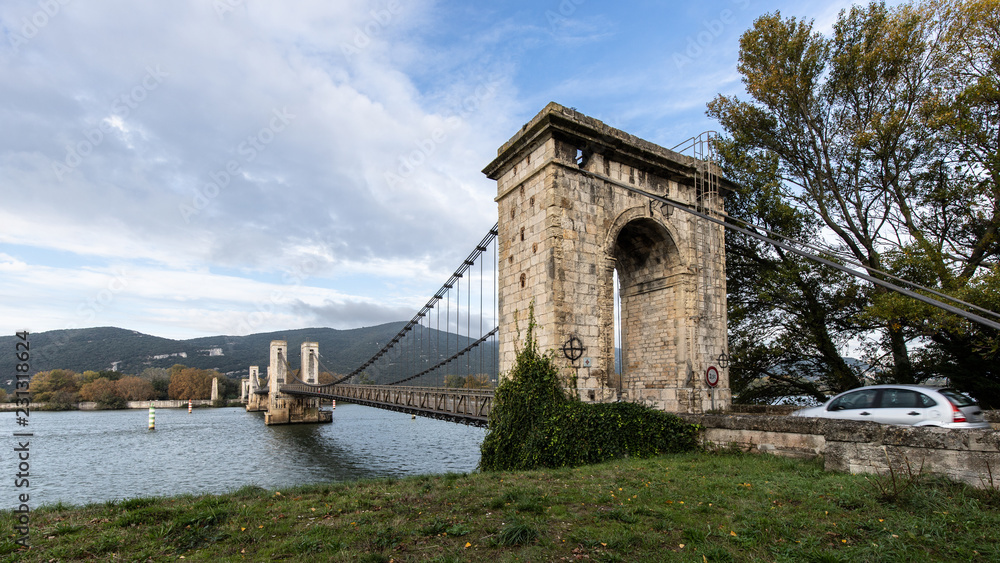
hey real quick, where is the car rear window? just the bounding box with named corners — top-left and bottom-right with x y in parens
top-left (939, 389), bottom-right (977, 407)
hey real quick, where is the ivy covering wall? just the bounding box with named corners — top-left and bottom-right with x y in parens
top-left (480, 314), bottom-right (700, 471)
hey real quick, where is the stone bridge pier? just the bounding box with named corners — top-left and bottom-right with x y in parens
top-left (263, 340), bottom-right (332, 425)
top-left (245, 365), bottom-right (267, 412)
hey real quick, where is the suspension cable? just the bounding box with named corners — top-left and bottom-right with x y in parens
top-left (573, 165), bottom-right (1000, 331)
top-left (385, 327), bottom-right (499, 386)
top-left (335, 224), bottom-right (500, 385)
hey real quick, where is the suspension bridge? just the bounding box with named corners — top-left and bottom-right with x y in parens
top-left (235, 101), bottom-right (997, 436)
top-left (240, 102), bottom-right (1000, 427)
top-left (235, 102), bottom-right (735, 426)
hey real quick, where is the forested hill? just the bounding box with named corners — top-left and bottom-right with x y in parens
top-left (3, 324), bottom-right (410, 381)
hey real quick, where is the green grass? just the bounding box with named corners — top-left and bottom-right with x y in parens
top-left (2, 451), bottom-right (999, 561)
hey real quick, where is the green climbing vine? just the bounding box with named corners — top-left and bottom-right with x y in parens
top-left (479, 307), bottom-right (700, 471)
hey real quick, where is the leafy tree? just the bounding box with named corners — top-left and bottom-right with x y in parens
top-left (48, 390), bottom-right (78, 410)
top-left (78, 378), bottom-right (117, 402)
top-left (443, 374), bottom-right (466, 388)
top-left (115, 376), bottom-right (156, 401)
top-left (78, 370), bottom-right (103, 385)
top-left (443, 374), bottom-right (492, 389)
top-left (464, 374), bottom-right (492, 389)
top-left (718, 142), bottom-right (868, 403)
top-left (140, 367), bottom-right (171, 399)
top-left (151, 378), bottom-right (170, 400)
top-left (167, 367), bottom-right (217, 400)
top-left (30, 369), bottom-right (80, 403)
top-left (214, 376), bottom-right (241, 400)
top-left (78, 377), bottom-right (126, 408)
top-left (909, 0), bottom-right (1000, 403)
top-left (709, 1), bottom-right (1000, 405)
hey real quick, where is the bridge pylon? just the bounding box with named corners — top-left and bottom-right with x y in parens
top-left (246, 365), bottom-right (267, 411)
top-left (262, 339), bottom-right (332, 425)
top-left (484, 102), bottom-right (733, 413)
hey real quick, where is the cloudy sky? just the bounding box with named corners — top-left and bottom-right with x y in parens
top-left (1, 0), bottom-right (866, 340)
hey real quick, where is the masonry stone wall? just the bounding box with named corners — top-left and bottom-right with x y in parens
top-left (484, 102), bottom-right (731, 413)
top-left (682, 414), bottom-right (1000, 489)
top-left (76, 400), bottom-right (212, 410)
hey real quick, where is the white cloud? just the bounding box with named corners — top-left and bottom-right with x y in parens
top-left (0, 0), bottom-right (881, 341)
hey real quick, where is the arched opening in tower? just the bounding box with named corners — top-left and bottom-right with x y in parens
top-left (612, 218), bottom-right (679, 394)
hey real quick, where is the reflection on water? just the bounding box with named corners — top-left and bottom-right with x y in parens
top-left (4, 404), bottom-right (485, 508)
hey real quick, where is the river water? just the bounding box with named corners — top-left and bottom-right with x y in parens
top-left (3, 405), bottom-right (486, 508)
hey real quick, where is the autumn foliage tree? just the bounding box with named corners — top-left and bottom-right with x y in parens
top-left (115, 376), bottom-right (156, 401)
top-left (30, 368), bottom-right (161, 407)
top-left (167, 367), bottom-right (218, 400)
top-left (710, 0), bottom-right (1000, 405)
top-left (29, 369), bottom-right (81, 403)
top-left (77, 378), bottom-right (125, 408)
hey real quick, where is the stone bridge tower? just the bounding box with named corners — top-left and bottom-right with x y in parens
top-left (263, 339), bottom-right (329, 424)
top-left (484, 103), bottom-right (732, 413)
top-left (301, 342), bottom-right (319, 384)
top-left (245, 365), bottom-right (266, 411)
top-left (264, 340), bottom-right (289, 424)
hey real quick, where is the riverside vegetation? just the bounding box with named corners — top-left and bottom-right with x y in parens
top-left (480, 314), bottom-right (700, 471)
top-left (3, 452), bottom-right (999, 561)
top-left (5, 321), bottom-right (997, 560)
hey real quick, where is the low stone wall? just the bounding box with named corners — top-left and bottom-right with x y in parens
top-left (125, 400), bottom-right (213, 409)
top-left (681, 414), bottom-right (1000, 489)
top-left (77, 400), bottom-right (214, 410)
top-left (728, 404), bottom-right (798, 416)
top-left (1, 399), bottom-right (236, 411)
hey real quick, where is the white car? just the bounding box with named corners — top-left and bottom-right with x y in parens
top-left (791, 385), bottom-right (990, 429)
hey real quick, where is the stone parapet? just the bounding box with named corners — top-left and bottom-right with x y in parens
top-left (682, 414), bottom-right (1000, 489)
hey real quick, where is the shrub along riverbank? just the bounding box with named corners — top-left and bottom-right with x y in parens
top-left (3, 451), bottom-right (999, 562)
top-left (480, 315), bottom-right (700, 471)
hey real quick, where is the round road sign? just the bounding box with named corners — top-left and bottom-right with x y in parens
top-left (705, 366), bottom-right (720, 387)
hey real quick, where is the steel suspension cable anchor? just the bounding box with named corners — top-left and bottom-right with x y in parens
top-left (585, 168), bottom-right (1000, 331)
top-left (719, 197), bottom-right (1000, 323)
top-left (667, 134), bottom-right (998, 324)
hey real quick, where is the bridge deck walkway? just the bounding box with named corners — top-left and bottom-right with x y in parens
top-left (277, 384), bottom-right (493, 427)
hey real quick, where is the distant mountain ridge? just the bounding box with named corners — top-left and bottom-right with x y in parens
top-left (2, 323), bottom-right (501, 393)
top-left (2, 324), bottom-right (406, 385)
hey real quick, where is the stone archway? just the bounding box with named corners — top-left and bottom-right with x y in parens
top-left (485, 103), bottom-right (731, 413)
top-left (610, 216), bottom-right (682, 400)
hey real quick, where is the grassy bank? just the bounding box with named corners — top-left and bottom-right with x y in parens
top-left (2, 451), bottom-right (998, 562)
